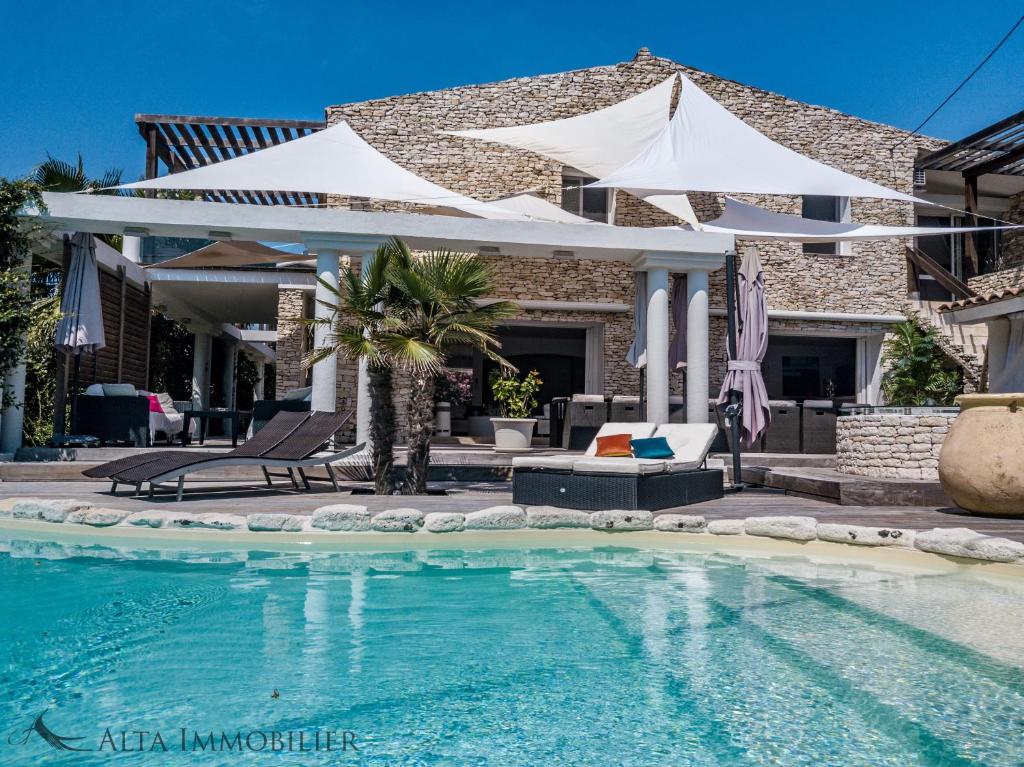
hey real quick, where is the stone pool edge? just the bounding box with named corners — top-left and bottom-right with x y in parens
top-left (1, 499), bottom-right (1023, 577)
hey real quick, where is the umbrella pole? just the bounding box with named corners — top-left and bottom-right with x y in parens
top-left (725, 252), bottom-right (744, 491)
top-left (69, 354), bottom-right (81, 434)
top-left (639, 368), bottom-right (645, 421)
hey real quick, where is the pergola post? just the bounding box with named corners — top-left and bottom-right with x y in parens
top-left (191, 331), bottom-right (211, 408)
top-left (303, 236), bottom-right (385, 433)
top-left (644, 266), bottom-right (670, 425)
top-left (311, 247), bottom-right (340, 413)
top-left (685, 269), bottom-right (711, 424)
top-left (355, 252), bottom-right (374, 446)
top-left (221, 341), bottom-right (237, 410)
top-left (0, 253), bottom-right (31, 452)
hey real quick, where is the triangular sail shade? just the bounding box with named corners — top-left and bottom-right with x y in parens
top-left (448, 75), bottom-right (677, 178)
top-left (150, 240), bottom-right (310, 269)
top-left (118, 122), bottom-right (528, 220)
top-left (701, 197), bottom-right (1022, 241)
top-left (590, 74), bottom-right (924, 202)
top-left (447, 76), bottom-right (701, 228)
top-left (489, 192), bottom-right (601, 224)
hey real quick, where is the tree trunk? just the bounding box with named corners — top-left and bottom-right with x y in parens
top-left (403, 370), bottom-right (436, 495)
top-left (368, 364), bottom-right (396, 495)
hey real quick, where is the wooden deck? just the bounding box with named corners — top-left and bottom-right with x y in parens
top-left (2, 480), bottom-right (1022, 542)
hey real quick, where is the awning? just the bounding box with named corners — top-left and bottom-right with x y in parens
top-left (151, 240), bottom-right (310, 268)
top-left (700, 197), bottom-right (1022, 242)
top-left (590, 74), bottom-right (926, 202)
top-left (117, 122), bottom-right (529, 221)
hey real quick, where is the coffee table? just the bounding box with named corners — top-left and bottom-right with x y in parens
top-left (181, 409), bottom-right (249, 447)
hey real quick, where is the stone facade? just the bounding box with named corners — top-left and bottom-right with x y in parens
top-left (836, 413), bottom-right (955, 480)
top-left (966, 192), bottom-right (1024, 296)
top-left (276, 49), bottom-right (942, 422)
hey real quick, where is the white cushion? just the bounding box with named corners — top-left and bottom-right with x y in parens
top-left (664, 459), bottom-right (703, 472)
top-left (84, 383), bottom-right (105, 396)
top-left (512, 455), bottom-right (577, 471)
top-left (653, 423), bottom-right (718, 465)
top-left (571, 393), bottom-right (605, 403)
top-left (156, 392), bottom-right (176, 414)
top-left (573, 458), bottom-right (666, 475)
top-left (283, 386), bottom-right (313, 401)
top-left (584, 422), bottom-right (656, 456)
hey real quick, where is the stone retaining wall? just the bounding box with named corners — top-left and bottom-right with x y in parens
top-left (836, 413), bottom-right (955, 480)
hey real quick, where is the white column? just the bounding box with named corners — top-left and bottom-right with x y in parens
top-left (122, 235), bottom-right (142, 264)
top-left (311, 248), bottom-right (340, 413)
top-left (0, 252), bottom-right (31, 452)
top-left (645, 266), bottom-right (670, 425)
top-left (355, 252), bottom-right (374, 445)
top-left (686, 269), bottom-right (710, 424)
top-left (221, 342), bottom-right (237, 410)
top-left (191, 332), bottom-right (211, 408)
top-left (986, 317), bottom-right (1011, 391)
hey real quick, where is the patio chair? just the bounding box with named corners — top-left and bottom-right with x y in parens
top-left (609, 395), bottom-right (642, 422)
top-left (512, 422), bottom-right (723, 510)
top-left (801, 399), bottom-right (838, 454)
top-left (763, 400), bottom-right (800, 453)
top-left (88, 411), bottom-right (361, 501)
top-left (562, 394), bottom-right (609, 450)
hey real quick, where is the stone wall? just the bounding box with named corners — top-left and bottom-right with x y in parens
top-left (966, 192), bottom-right (1024, 296)
top-left (836, 413), bottom-right (955, 480)
top-left (275, 290), bottom-right (308, 394)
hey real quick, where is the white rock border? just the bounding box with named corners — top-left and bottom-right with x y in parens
top-left (2, 497), bottom-right (1023, 567)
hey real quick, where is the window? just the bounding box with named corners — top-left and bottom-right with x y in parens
top-left (561, 171), bottom-right (611, 223)
top-left (801, 195), bottom-right (850, 255)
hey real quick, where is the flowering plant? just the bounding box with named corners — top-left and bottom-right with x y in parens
top-left (434, 370), bottom-right (472, 407)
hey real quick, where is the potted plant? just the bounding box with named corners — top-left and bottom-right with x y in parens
top-left (434, 370), bottom-right (472, 437)
top-left (490, 369), bottom-right (542, 451)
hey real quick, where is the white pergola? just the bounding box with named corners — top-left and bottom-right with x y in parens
top-left (35, 192), bottom-right (734, 442)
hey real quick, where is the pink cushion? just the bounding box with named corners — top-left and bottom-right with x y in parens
top-left (146, 394), bottom-right (163, 413)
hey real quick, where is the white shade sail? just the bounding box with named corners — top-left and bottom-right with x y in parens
top-left (489, 192), bottom-right (600, 224)
top-left (448, 75), bottom-right (677, 178)
top-left (590, 74), bottom-right (924, 202)
top-left (118, 122), bottom-right (528, 221)
top-left (701, 197), bottom-right (1022, 242)
top-left (447, 76), bottom-right (701, 228)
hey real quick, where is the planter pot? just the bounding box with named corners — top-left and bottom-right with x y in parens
top-left (938, 393), bottom-right (1024, 517)
top-left (434, 401), bottom-right (451, 437)
top-left (490, 418), bottom-right (537, 452)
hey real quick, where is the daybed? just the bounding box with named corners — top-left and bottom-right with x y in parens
top-left (512, 422), bottom-right (724, 511)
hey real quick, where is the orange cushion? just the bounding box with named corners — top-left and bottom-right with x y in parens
top-left (595, 433), bottom-right (634, 457)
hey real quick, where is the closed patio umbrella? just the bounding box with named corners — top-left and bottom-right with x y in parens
top-left (56, 232), bottom-right (106, 431)
top-left (668, 274), bottom-right (687, 370)
top-left (717, 248), bottom-right (770, 448)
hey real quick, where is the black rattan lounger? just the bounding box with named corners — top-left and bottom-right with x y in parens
top-left (88, 411), bottom-right (362, 501)
top-left (82, 410), bottom-right (311, 480)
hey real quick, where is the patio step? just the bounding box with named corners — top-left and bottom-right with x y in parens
top-left (741, 466), bottom-right (954, 507)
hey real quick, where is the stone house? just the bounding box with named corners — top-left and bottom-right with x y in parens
top-left (129, 48), bottom-right (1022, 442)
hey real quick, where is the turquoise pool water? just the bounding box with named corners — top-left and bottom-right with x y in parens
top-left (1, 536), bottom-right (1023, 766)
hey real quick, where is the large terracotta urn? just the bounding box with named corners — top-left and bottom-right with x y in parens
top-left (938, 393), bottom-right (1024, 517)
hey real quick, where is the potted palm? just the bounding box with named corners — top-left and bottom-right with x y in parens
top-left (490, 370), bottom-right (542, 452)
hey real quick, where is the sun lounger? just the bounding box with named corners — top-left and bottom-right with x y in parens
top-left (512, 422), bottom-right (723, 510)
top-left (85, 410), bottom-right (361, 501)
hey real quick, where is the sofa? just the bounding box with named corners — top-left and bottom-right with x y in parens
top-left (77, 384), bottom-right (186, 446)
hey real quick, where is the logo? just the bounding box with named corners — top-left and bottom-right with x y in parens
top-left (8, 710), bottom-right (358, 756)
top-left (8, 710), bottom-right (90, 752)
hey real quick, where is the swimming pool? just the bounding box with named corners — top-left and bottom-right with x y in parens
top-left (2, 534), bottom-right (1022, 766)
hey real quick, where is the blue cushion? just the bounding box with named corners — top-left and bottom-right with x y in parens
top-left (630, 436), bottom-right (675, 459)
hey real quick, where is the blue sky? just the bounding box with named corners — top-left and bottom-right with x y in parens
top-left (2, 0), bottom-right (1022, 181)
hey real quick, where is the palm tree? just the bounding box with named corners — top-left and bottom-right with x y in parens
top-left (30, 154), bottom-right (123, 194)
top-left (307, 241), bottom-right (406, 494)
top-left (383, 241), bottom-right (517, 494)
top-left (307, 238), bottom-right (517, 495)
top-left (31, 154), bottom-right (125, 249)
